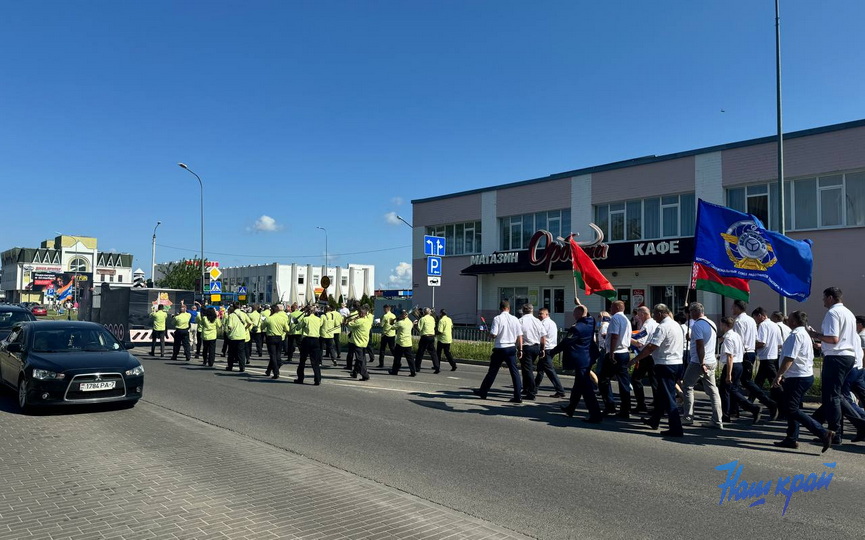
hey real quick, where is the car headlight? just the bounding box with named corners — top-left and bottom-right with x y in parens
top-left (32, 369), bottom-right (64, 380)
top-left (125, 365), bottom-right (144, 377)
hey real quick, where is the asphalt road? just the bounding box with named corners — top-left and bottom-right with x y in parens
top-left (134, 349), bottom-right (864, 539)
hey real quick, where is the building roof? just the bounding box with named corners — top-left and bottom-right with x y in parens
top-left (412, 117), bottom-right (865, 204)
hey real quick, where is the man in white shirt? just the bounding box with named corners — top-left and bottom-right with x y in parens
top-left (772, 311), bottom-right (835, 452)
top-left (753, 307), bottom-right (783, 417)
top-left (718, 317), bottom-right (762, 424)
top-left (630, 306), bottom-right (658, 413)
top-left (518, 304), bottom-right (544, 401)
top-left (474, 300), bottom-right (524, 403)
top-left (535, 307), bottom-right (566, 398)
top-left (680, 302), bottom-right (724, 429)
top-left (630, 303), bottom-right (684, 437)
top-left (732, 300), bottom-right (777, 420)
top-left (600, 301), bottom-right (633, 418)
top-left (807, 287), bottom-right (860, 441)
top-left (852, 315), bottom-right (865, 406)
top-left (771, 311), bottom-right (792, 342)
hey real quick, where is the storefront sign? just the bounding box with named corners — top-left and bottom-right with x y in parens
top-left (462, 229), bottom-right (694, 275)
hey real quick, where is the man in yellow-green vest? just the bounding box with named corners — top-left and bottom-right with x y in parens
top-left (150, 304), bottom-right (168, 357)
top-left (415, 307), bottom-right (441, 373)
top-left (248, 305), bottom-right (263, 358)
top-left (389, 310), bottom-right (417, 377)
top-left (320, 305), bottom-right (338, 366)
top-left (436, 308), bottom-right (457, 371)
top-left (263, 303), bottom-right (290, 378)
top-left (285, 303), bottom-right (304, 363)
top-left (171, 304), bottom-right (192, 362)
top-left (378, 304), bottom-right (397, 368)
top-left (225, 304), bottom-right (249, 372)
top-left (295, 306), bottom-right (323, 385)
top-left (347, 305), bottom-right (372, 380)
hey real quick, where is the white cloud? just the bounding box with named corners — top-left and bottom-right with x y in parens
top-left (250, 215), bottom-right (283, 233)
top-left (386, 262), bottom-right (412, 288)
top-left (384, 212), bottom-right (402, 226)
top-left (391, 196), bottom-right (404, 206)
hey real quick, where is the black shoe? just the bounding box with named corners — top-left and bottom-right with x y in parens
top-left (170, 357), bottom-right (177, 361)
top-left (377, 363), bottom-right (384, 368)
top-left (722, 415), bottom-right (732, 423)
top-left (524, 394), bottom-right (536, 401)
top-left (551, 392), bottom-right (567, 398)
top-left (660, 430), bottom-right (684, 437)
top-left (641, 417), bottom-right (659, 430)
top-left (559, 406), bottom-right (574, 418)
top-left (472, 389), bottom-right (487, 400)
top-left (361, 377), bottom-right (370, 381)
top-left (239, 368), bottom-right (245, 373)
top-left (451, 365), bottom-right (457, 371)
top-left (617, 412), bottom-right (631, 420)
top-left (388, 371), bottom-right (397, 375)
top-left (853, 431), bottom-right (865, 443)
top-left (350, 372), bottom-right (357, 379)
top-left (751, 405), bottom-right (764, 425)
top-left (774, 439), bottom-right (799, 449)
top-left (271, 375), bottom-right (278, 380)
top-left (509, 398), bottom-right (523, 403)
top-left (821, 430), bottom-right (835, 453)
top-left (603, 409), bottom-right (617, 416)
top-left (208, 362), bottom-right (214, 367)
top-left (409, 373), bottom-right (416, 377)
top-left (225, 367), bottom-right (233, 371)
top-left (265, 371), bottom-right (271, 377)
top-left (314, 381), bottom-right (321, 386)
top-left (433, 369), bottom-right (441, 374)
top-left (582, 416), bottom-right (603, 424)
top-left (293, 379), bottom-right (303, 384)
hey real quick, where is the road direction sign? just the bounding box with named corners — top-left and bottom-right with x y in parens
top-left (238, 286), bottom-right (247, 294)
top-left (210, 281), bottom-right (222, 294)
top-left (209, 267), bottom-right (222, 280)
top-left (427, 276), bottom-right (441, 287)
top-left (426, 256), bottom-right (442, 276)
top-left (423, 235), bottom-right (446, 256)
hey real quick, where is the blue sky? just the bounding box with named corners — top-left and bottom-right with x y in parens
top-left (2, 1), bottom-right (863, 288)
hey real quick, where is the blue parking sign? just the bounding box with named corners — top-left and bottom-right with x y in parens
top-left (427, 256), bottom-right (442, 276)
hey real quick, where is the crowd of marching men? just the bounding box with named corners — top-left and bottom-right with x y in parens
top-left (149, 300), bottom-right (457, 385)
top-left (148, 286), bottom-right (865, 453)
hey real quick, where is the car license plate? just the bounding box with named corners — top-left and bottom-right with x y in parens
top-left (79, 381), bottom-right (115, 391)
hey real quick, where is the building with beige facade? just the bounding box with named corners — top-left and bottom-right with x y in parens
top-left (411, 119), bottom-right (865, 327)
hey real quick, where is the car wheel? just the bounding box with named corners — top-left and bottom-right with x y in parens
top-left (17, 376), bottom-right (34, 415)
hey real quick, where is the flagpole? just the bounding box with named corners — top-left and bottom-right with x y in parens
top-left (565, 233), bottom-right (582, 306)
top-left (775, 0), bottom-right (787, 315)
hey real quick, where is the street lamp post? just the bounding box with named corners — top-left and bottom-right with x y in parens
top-left (56, 232), bottom-right (83, 320)
top-left (177, 163), bottom-right (205, 302)
top-left (395, 215), bottom-right (412, 229)
top-left (151, 221), bottom-right (161, 287)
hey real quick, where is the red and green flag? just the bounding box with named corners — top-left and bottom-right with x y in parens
top-left (690, 262), bottom-right (750, 301)
top-left (569, 238), bottom-right (617, 301)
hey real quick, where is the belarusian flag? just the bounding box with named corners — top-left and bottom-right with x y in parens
top-left (569, 238), bottom-right (617, 301)
top-left (690, 262), bottom-right (750, 301)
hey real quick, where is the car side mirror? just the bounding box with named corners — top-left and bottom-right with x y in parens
top-left (124, 342), bottom-right (136, 349)
top-left (6, 343), bottom-right (22, 353)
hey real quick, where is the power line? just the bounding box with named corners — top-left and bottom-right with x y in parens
top-left (156, 243), bottom-right (411, 259)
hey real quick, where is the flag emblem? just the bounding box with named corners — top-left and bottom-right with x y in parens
top-left (720, 220), bottom-right (777, 271)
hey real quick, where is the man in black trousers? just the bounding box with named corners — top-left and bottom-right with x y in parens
top-left (552, 305), bottom-right (601, 423)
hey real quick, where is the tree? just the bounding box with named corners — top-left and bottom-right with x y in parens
top-left (157, 258), bottom-right (208, 290)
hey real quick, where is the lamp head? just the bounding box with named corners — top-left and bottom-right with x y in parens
top-left (178, 163), bottom-right (188, 169)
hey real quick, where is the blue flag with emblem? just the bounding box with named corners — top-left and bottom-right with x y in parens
top-left (693, 200), bottom-right (813, 301)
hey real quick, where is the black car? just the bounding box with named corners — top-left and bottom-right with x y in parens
top-left (0, 305), bottom-right (37, 342)
top-left (0, 321), bottom-right (144, 413)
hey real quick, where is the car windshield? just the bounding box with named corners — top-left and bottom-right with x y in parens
top-left (0, 311), bottom-right (35, 329)
top-left (31, 327), bottom-right (124, 353)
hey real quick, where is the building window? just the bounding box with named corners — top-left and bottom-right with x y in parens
top-left (69, 257), bottom-right (87, 272)
top-left (101, 275), bottom-right (106, 282)
top-left (499, 287), bottom-right (529, 315)
top-left (117, 275), bottom-right (122, 283)
top-left (298, 276), bottom-right (304, 285)
top-left (426, 220), bottom-right (482, 256)
top-left (727, 170), bottom-right (865, 231)
top-left (595, 194), bottom-right (694, 243)
top-left (499, 209), bottom-right (571, 251)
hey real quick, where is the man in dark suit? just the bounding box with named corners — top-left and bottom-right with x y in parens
top-left (551, 305), bottom-right (602, 423)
